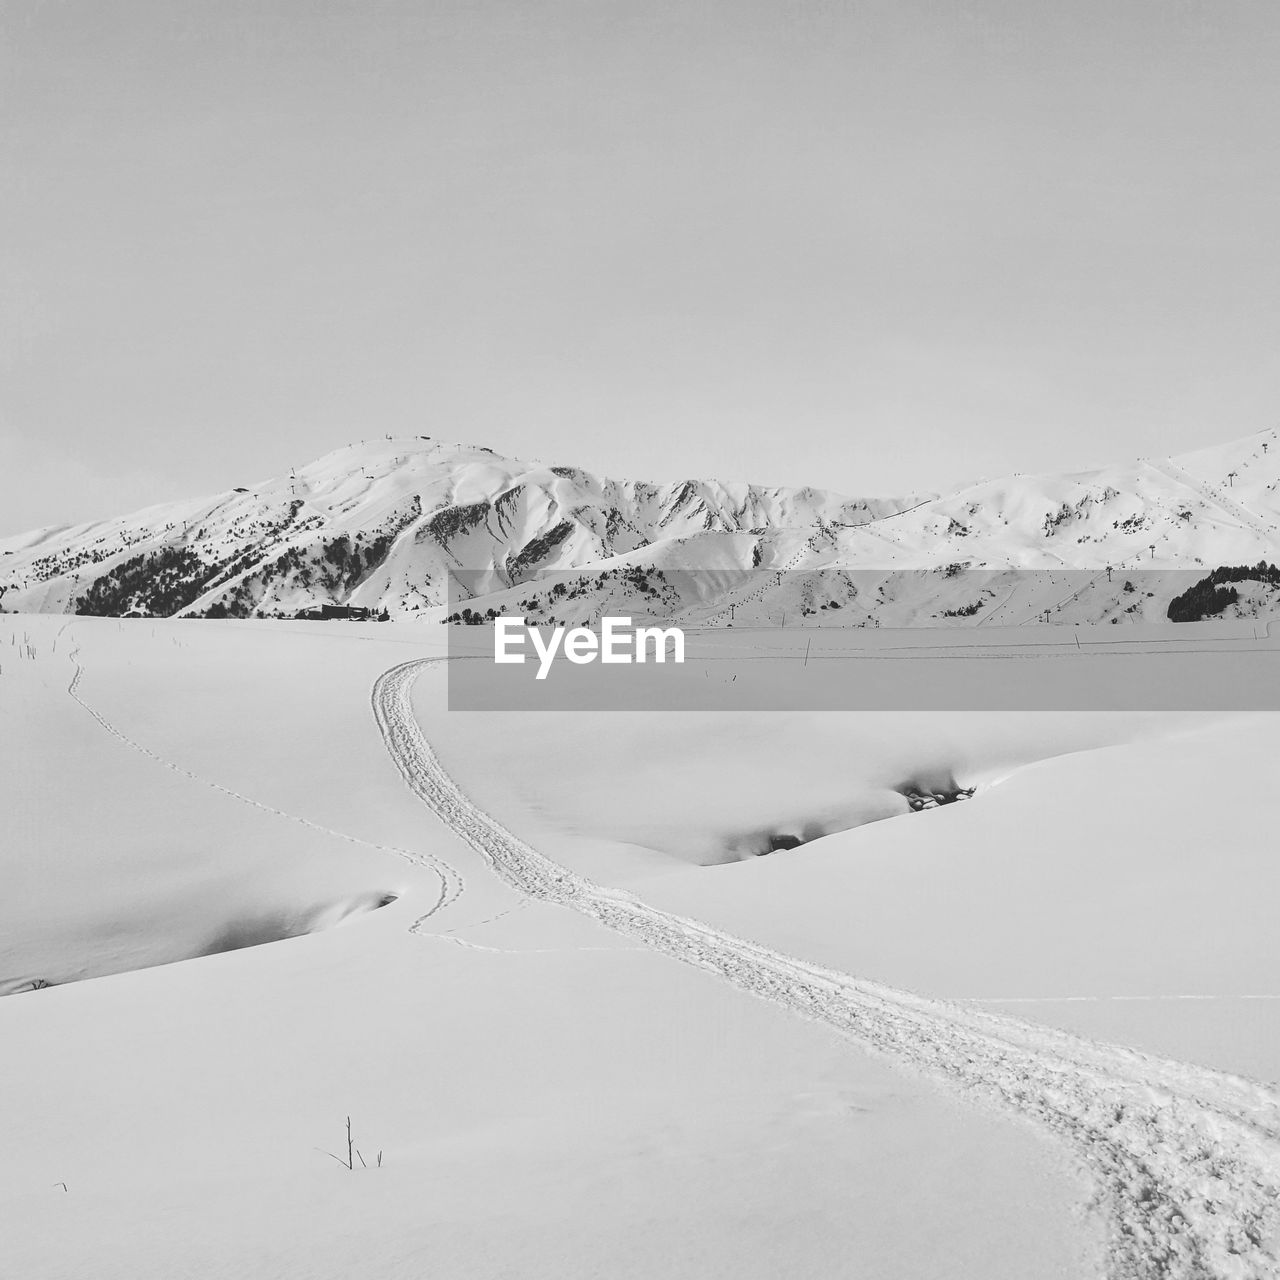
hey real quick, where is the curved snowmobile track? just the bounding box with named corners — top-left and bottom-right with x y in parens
top-left (375, 658), bottom-right (1280, 1279)
top-left (65, 650), bottom-right (463, 921)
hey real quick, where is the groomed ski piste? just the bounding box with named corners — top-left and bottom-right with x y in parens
top-left (375, 657), bottom-right (1280, 1280)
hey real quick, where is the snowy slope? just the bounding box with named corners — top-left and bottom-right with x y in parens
top-left (0, 615), bottom-right (1101, 1280)
top-left (0, 438), bottom-right (916, 620)
top-left (499, 428), bottom-right (1280, 627)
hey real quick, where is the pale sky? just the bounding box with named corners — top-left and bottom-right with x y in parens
top-left (4, 0), bottom-right (1280, 534)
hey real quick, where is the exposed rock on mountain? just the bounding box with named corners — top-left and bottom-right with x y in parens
top-left (5, 429), bottom-right (1280, 625)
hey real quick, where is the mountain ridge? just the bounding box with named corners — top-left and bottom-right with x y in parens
top-left (4, 430), bottom-right (1280, 624)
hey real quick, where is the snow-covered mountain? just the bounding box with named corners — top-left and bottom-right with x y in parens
top-left (4, 429), bottom-right (1280, 624)
top-left (0, 437), bottom-right (917, 619)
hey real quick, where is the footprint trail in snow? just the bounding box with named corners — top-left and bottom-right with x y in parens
top-left (374, 657), bottom-right (1280, 1280)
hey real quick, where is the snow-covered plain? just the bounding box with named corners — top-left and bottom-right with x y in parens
top-left (5, 613), bottom-right (1280, 1277)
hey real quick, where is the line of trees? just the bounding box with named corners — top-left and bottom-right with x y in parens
top-left (1166, 561), bottom-right (1280, 622)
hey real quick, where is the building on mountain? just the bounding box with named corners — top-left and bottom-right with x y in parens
top-left (293, 603), bottom-right (387, 622)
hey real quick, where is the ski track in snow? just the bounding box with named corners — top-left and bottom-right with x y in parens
top-left (375, 656), bottom-right (1280, 1280)
top-left (969, 995), bottom-right (1280, 1005)
top-left (64, 650), bottom-right (463, 922)
top-left (425, 934), bottom-right (649, 956)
